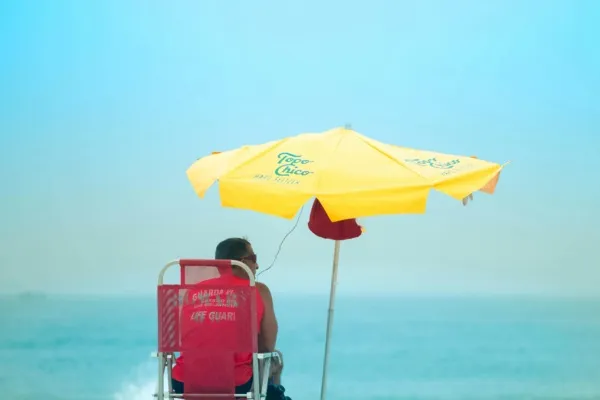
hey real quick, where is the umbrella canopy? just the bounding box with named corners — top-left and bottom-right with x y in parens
top-left (187, 127), bottom-right (505, 222)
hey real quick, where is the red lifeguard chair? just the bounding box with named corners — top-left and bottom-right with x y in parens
top-left (153, 259), bottom-right (280, 399)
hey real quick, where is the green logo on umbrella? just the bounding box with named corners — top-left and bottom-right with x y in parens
top-left (275, 152), bottom-right (314, 177)
top-left (405, 158), bottom-right (460, 169)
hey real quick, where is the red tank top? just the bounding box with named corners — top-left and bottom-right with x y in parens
top-left (171, 275), bottom-right (264, 386)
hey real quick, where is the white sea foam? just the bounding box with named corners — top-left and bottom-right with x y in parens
top-left (113, 362), bottom-right (167, 400)
top-left (113, 379), bottom-right (156, 400)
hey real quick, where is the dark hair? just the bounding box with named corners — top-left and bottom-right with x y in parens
top-left (215, 237), bottom-right (251, 260)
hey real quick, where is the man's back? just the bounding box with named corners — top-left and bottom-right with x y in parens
top-left (172, 274), bottom-right (265, 386)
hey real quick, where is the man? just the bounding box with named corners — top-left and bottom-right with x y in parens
top-left (171, 237), bottom-right (288, 398)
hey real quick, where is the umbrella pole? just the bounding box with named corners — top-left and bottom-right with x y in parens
top-left (319, 239), bottom-right (341, 400)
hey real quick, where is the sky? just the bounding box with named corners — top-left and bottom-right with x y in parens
top-left (0, 0), bottom-right (598, 297)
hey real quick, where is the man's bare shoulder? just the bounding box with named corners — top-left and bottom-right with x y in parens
top-left (256, 281), bottom-right (272, 296)
top-left (256, 282), bottom-right (275, 305)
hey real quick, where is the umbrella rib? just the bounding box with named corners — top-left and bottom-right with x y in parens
top-left (216, 138), bottom-right (288, 181)
top-left (354, 133), bottom-right (431, 183)
top-left (314, 131), bottom-right (347, 195)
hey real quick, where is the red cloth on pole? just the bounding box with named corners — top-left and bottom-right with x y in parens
top-left (308, 198), bottom-right (363, 241)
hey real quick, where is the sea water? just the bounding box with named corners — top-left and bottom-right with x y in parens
top-left (1, 294), bottom-right (600, 400)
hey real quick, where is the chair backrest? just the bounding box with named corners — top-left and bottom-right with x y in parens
top-left (157, 259), bottom-right (258, 397)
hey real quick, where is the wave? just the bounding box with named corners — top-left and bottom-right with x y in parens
top-left (113, 362), bottom-right (167, 400)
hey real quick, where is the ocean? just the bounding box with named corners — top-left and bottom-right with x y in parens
top-left (1, 294), bottom-right (600, 400)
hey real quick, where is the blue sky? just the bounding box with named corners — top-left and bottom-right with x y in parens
top-left (0, 0), bottom-right (598, 296)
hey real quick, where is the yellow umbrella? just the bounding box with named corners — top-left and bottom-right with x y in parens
top-left (187, 127), bottom-right (505, 221)
top-left (186, 126), bottom-right (507, 399)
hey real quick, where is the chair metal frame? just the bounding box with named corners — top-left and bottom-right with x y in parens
top-left (152, 259), bottom-right (280, 399)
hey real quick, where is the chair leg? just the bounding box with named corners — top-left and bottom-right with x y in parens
top-left (167, 353), bottom-right (173, 395)
top-left (252, 354), bottom-right (261, 399)
top-left (260, 358), bottom-right (272, 397)
top-left (157, 352), bottom-right (165, 400)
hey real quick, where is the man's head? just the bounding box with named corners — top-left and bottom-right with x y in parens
top-left (215, 237), bottom-right (258, 276)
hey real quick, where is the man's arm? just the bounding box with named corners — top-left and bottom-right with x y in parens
top-left (257, 282), bottom-right (278, 353)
